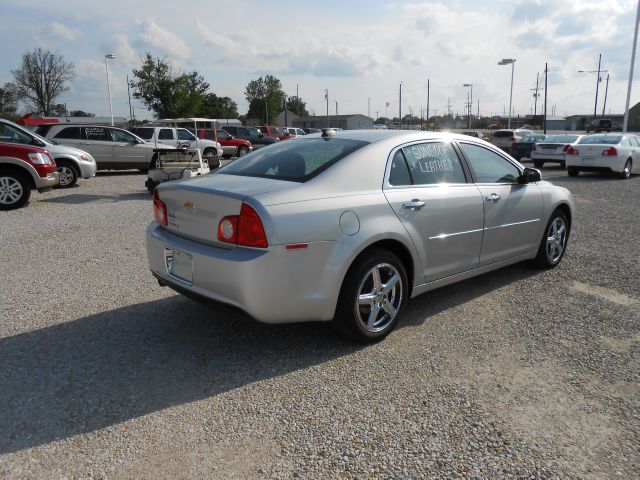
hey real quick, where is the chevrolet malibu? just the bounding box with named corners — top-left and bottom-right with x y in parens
top-left (566, 133), bottom-right (640, 179)
top-left (147, 130), bottom-right (574, 342)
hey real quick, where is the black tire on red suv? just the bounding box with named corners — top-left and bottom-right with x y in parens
top-left (0, 168), bottom-right (32, 210)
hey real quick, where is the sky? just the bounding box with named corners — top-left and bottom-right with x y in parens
top-left (0, 0), bottom-right (638, 121)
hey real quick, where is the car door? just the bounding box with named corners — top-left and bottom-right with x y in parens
top-left (177, 128), bottom-right (197, 149)
top-left (457, 142), bottom-right (544, 266)
top-left (81, 126), bottom-right (114, 167)
top-left (110, 128), bottom-right (147, 168)
top-left (383, 141), bottom-right (484, 283)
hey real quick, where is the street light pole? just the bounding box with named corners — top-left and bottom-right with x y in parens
top-left (104, 54), bottom-right (116, 126)
top-left (623, 0), bottom-right (640, 133)
top-left (498, 58), bottom-right (516, 129)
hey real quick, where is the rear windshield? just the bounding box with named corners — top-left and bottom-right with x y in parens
top-left (218, 138), bottom-right (367, 182)
top-left (578, 135), bottom-right (622, 145)
top-left (516, 135), bottom-right (546, 143)
top-left (545, 135), bottom-right (579, 143)
top-left (492, 131), bottom-right (513, 137)
top-left (132, 128), bottom-right (154, 140)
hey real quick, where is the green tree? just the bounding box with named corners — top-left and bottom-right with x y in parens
top-left (131, 53), bottom-right (209, 118)
top-left (50, 103), bottom-right (68, 116)
top-left (245, 75), bottom-right (284, 124)
top-left (286, 97), bottom-right (309, 117)
top-left (11, 48), bottom-right (74, 116)
top-left (69, 110), bottom-right (95, 117)
top-left (198, 92), bottom-right (238, 119)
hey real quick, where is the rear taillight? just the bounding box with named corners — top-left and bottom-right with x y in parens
top-left (217, 203), bottom-right (268, 248)
top-left (566, 146), bottom-right (578, 155)
top-left (510, 137), bottom-right (517, 141)
top-left (602, 147), bottom-right (617, 156)
top-left (563, 145), bottom-right (570, 152)
top-left (152, 189), bottom-right (168, 226)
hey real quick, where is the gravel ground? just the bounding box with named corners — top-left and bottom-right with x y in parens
top-left (0, 167), bottom-right (638, 479)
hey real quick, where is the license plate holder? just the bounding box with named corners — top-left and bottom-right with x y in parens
top-left (164, 247), bottom-right (193, 285)
top-left (582, 157), bottom-right (594, 166)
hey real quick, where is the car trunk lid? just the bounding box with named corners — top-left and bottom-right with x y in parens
top-left (155, 174), bottom-right (299, 246)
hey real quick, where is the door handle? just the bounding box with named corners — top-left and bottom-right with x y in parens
top-left (402, 199), bottom-right (426, 210)
top-left (485, 193), bottom-right (501, 202)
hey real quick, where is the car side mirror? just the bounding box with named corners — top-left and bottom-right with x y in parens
top-left (518, 167), bottom-right (541, 184)
top-left (34, 138), bottom-right (46, 147)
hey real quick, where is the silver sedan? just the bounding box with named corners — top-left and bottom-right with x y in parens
top-left (146, 129), bottom-right (574, 342)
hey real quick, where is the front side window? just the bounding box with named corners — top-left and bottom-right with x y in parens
top-left (177, 129), bottom-right (195, 141)
top-left (220, 138), bottom-right (367, 182)
top-left (111, 129), bottom-right (137, 143)
top-left (83, 127), bottom-right (111, 141)
top-left (216, 130), bottom-right (230, 140)
top-left (458, 143), bottom-right (519, 184)
top-left (132, 128), bottom-right (154, 140)
top-left (400, 142), bottom-right (466, 185)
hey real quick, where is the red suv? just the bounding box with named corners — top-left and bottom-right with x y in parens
top-left (0, 142), bottom-right (59, 210)
top-left (192, 128), bottom-right (253, 158)
top-left (257, 125), bottom-right (291, 141)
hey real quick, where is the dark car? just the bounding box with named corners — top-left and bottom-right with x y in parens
top-left (222, 126), bottom-right (279, 149)
top-left (585, 118), bottom-right (612, 133)
top-left (509, 134), bottom-right (547, 160)
top-left (302, 128), bottom-right (322, 134)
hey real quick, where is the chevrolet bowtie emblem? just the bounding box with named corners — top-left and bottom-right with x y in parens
top-left (184, 201), bottom-right (195, 210)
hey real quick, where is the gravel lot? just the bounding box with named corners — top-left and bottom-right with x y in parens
top-left (1, 167), bottom-right (638, 479)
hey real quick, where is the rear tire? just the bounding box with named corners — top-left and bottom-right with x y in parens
top-left (534, 210), bottom-right (569, 268)
top-left (237, 146), bottom-right (249, 157)
top-left (619, 159), bottom-right (632, 179)
top-left (55, 161), bottom-right (78, 188)
top-left (533, 160), bottom-right (544, 169)
top-left (331, 249), bottom-right (408, 343)
top-left (567, 166), bottom-right (579, 177)
top-left (0, 169), bottom-right (32, 210)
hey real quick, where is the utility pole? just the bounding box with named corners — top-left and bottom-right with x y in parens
top-left (426, 78), bottom-right (430, 126)
top-left (335, 101), bottom-right (338, 127)
top-left (324, 89), bottom-right (329, 127)
top-left (399, 82), bottom-right (402, 126)
top-left (126, 74), bottom-right (133, 123)
top-left (543, 62), bottom-right (548, 134)
top-left (602, 73), bottom-right (610, 116)
top-left (531, 72), bottom-right (542, 128)
top-left (447, 97), bottom-right (452, 117)
top-left (477, 99), bottom-right (479, 119)
top-left (623, 0), bottom-right (640, 133)
top-left (368, 97), bottom-right (370, 118)
top-left (283, 96), bottom-right (288, 126)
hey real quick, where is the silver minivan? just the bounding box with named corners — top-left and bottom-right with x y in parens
top-left (36, 124), bottom-right (173, 171)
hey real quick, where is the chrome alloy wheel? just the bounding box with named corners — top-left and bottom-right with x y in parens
top-left (355, 262), bottom-right (403, 333)
top-left (546, 216), bottom-right (567, 264)
top-left (0, 176), bottom-right (23, 205)
top-left (58, 166), bottom-right (74, 186)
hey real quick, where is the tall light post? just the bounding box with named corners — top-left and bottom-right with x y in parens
top-left (498, 58), bottom-right (516, 128)
top-left (463, 83), bottom-right (473, 128)
top-left (104, 54), bottom-right (116, 126)
top-left (623, 0), bottom-right (640, 133)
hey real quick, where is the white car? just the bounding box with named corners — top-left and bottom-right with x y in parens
top-left (566, 134), bottom-right (640, 179)
top-left (131, 127), bottom-right (223, 161)
top-left (285, 127), bottom-right (306, 137)
top-left (530, 134), bottom-right (586, 168)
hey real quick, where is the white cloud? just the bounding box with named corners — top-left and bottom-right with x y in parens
top-left (136, 19), bottom-right (190, 61)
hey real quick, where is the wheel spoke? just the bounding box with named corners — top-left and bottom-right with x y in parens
top-left (358, 292), bottom-right (375, 305)
top-left (382, 302), bottom-right (397, 318)
top-left (371, 267), bottom-right (382, 293)
top-left (367, 305), bottom-right (381, 328)
top-left (381, 274), bottom-right (399, 295)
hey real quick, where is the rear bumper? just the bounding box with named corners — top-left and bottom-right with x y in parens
top-left (531, 152), bottom-right (566, 162)
top-left (566, 155), bottom-right (625, 171)
top-left (146, 223), bottom-right (341, 323)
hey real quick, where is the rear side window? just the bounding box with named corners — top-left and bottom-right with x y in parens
top-left (54, 127), bottom-right (82, 139)
top-left (388, 150), bottom-right (412, 186)
top-left (158, 129), bottom-right (175, 140)
top-left (220, 138), bottom-right (367, 182)
top-left (400, 142), bottom-right (466, 185)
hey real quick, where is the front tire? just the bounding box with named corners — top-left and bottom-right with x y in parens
top-left (332, 249), bottom-right (408, 343)
top-left (56, 161), bottom-right (78, 188)
top-left (619, 159), bottom-right (632, 179)
top-left (0, 169), bottom-right (32, 210)
top-left (534, 210), bottom-right (569, 268)
top-left (567, 166), bottom-right (579, 177)
top-left (237, 146), bottom-right (249, 157)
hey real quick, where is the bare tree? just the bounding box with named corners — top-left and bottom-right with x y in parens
top-left (12, 48), bottom-right (74, 116)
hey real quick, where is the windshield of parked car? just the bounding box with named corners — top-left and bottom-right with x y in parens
top-left (492, 131), bottom-right (513, 137)
top-left (218, 138), bottom-right (368, 182)
top-left (545, 135), bottom-right (579, 143)
top-left (578, 135), bottom-right (622, 145)
top-left (517, 135), bottom-right (546, 143)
